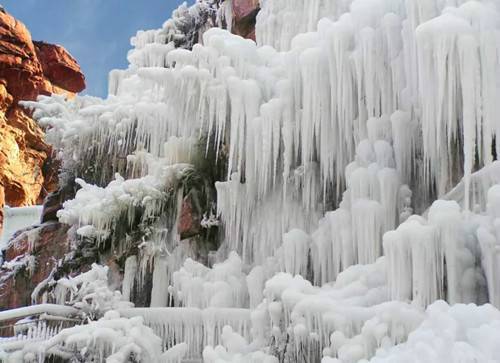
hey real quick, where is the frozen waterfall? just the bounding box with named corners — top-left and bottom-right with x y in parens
top-left (11, 0), bottom-right (500, 362)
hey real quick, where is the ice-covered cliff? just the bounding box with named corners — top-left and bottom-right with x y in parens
top-left (2, 0), bottom-right (500, 362)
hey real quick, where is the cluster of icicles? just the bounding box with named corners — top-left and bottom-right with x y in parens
top-left (23, 0), bottom-right (500, 362)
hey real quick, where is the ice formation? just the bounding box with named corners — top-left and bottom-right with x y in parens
top-left (47, 264), bottom-right (134, 316)
top-left (5, 0), bottom-right (500, 361)
top-left (57, 163), bottom-right (191, 245)
top-left (0, 206), bottom-right (42, 250)
top-left (366, 301), bottom-right (500, 363)
top-left (34, 311), bottom-right (170, 363)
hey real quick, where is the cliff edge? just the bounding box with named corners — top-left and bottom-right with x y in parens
top-left (0, 7), bottom-right (85, 232)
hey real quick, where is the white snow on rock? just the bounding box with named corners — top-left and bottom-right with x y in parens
top-left (0, 206), bottom-right (42, 250)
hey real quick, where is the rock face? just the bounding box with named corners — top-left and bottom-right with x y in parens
top-left (0, 222), bottom-right (71, 309)
top-left (231, 0), bottom-right (260, 40)
top-left (179, 196), bottom-right (202, 240)
top-left (0, 8), bottom-right (85, 233)
top-left (34, 41), bottom-right (86, 94)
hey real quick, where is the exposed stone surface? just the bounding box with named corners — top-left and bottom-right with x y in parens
top-left (0, 185), bottom-right (4, 232)
top-left (41, 176), bottom-right (74, 223)
top-left (0, 82), bottom-right (47, 209)
top-left (34, 41), bottom-right (86, 93)
top-left (0, 222), bottom-right (70, 310)
top-left (178, 195), bottom-right (202, 240)
top-left (0, 9), bottom-right (50, 101)
top-left (231, 0), bottom-right (260, 40)
top-left (0, 7), bottom-right (85, 310)
top-left (0, 7), bottom-right (85, 234)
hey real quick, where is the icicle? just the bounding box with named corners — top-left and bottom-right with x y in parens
top-left (151, 255), bottom-right (169, 307)
top-left (278, 229), bottom-right (310, 277)
top-left (122, 256), bottom-right (138, 302)
top-left (312, 208), bottom-right (353, 286)
top-left (390, 111), bottom-right (415, 184)
top-left (351, 200), bottom-right (384, 265)
top-left (478, 185), bottom-right (500, 308)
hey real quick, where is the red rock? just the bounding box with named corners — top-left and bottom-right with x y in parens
top-left (0, 184), bottom-right (4, 232)
top-left (178, 196), bottom-right (202, 240)
top-left (0, 7), bottom-right (85, 236)
top-left (0, 9), bottom-right (51, 101)
top-left (232, 0), bottom-right (260, 20)
top-left (231, 0), bottom-right (260, 41)
top-left (0, 10), bottom-right (87, 312)
top-left (34, 41), bottom-right (86, 93)
top-left (41, 177), bottom-right (74, 223)
top-left (0, 222), bottom-right (70, 310)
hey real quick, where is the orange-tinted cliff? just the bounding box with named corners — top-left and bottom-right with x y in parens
top-left (0, 7), bottom-right (85, 231)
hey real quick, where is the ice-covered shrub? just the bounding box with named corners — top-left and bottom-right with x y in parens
top-left (36, 311), bottom-right (164, 363)
top-left (50, 264), bottom-right (133, 319)
top-left (203, 326), bottom-right (278, 363)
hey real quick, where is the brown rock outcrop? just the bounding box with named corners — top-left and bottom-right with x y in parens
top-left (0, 185), bottom-right (4, 232)
top-left (0, 7), bottom-right (85, 233)
top-left (34, 41), bottom-right (86, 93)
top-left (231, 0), bottom-right (260, 40)
top-left (178, 195), bottom-right (202, 240)
top-left (0, 222), bottom-right (71, 309)
top-left (0, 9), bottom-right (51, 101)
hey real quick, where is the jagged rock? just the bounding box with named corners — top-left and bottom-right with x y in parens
top-left (0, 7), bottom-right (85, 233)
top-left (231, 0), bottom-right (260, 40)
top-left (0, 10), bottom-right (50, 101)
top-left (0, 222), bottom-right (70, 309)
top-left (41, 176), bottom-right (74, 223)
top-left (179, 195), bottom-right (202, 240)
top-left (0, 5), bottom-right (84, 307)
top-left (34, 41), bottom-right (86, 94)
top-left (0, 185), bottom-right (4, 233)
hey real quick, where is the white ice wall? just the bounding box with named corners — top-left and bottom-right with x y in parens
top-left (0, 206), bottom-right (42, 249)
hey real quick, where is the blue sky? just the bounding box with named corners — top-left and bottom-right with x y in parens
top-left (2, 0), bottom-right (187, 97)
